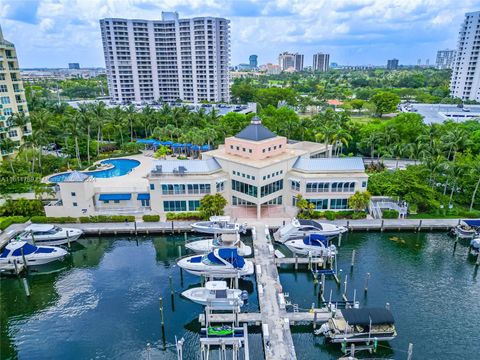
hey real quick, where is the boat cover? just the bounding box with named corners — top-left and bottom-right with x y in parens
top-left (464, 220), bottom-right (480, 228)
top-left (342, 308), bottom-right (395, 326)
top-left (217, 248), bottom-right (245, 269)
top-left (303, 234), bottom-right (328, 247)
top-left (12, 243), bottom-right (38, 256)
top-left (298, 219), bottom-right (323, 230)
top-left (190, 256), bottom-right (202, 263)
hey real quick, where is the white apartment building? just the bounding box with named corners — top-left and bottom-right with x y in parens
top-left (436, 49), bottom-right (456, 69)
top-left (278, 52), bottom-right (304, 72)
top-left (99, 12), bottom-right (230, 104)
top-left (450, 11), bottom-right (480, 101)
top-left (0, 25), bottom-right (31, 161)
top-left (313, 53), bottom-right (330, 72)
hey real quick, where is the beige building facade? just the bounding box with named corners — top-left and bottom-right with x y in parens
top-left (0, 25), bottom-right (31, 161)
top-left (46, 117), bottom-right (368, 219)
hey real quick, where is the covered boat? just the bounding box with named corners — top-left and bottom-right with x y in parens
top-left (470, 237), bottom-right (480, 256)
top-left (181, 281), bottom-right (246, 310)
top-left (284, 233), bottom-right (337, 257)
top-left (0, 241), bottom-right (68, 266)
top-left (273, 218), bottom-right (347, 243)
top-left (319, 307), bottom-right (397, 343)
top-left (191, 216), bottom-right (247, 234)
top-left (18, 224), bottom-right (83, 246)
top-left (452, 220), bottom-right (480, 239)
top-left (185, 233), bottom-right (252, 256)
top-left (177, 248), bottom-right (254, 277)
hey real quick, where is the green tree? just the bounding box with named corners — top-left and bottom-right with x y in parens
top-left (199, 193), bottom-right (228, 219)
top-left (370, 91), bottom-right (400, 117)
top-left (348, 191), bottom-right (371, 212)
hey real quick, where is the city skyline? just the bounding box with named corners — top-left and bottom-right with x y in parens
top-left (1, 0), bottom-right (480, 68)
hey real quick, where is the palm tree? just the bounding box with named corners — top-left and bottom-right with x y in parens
top-left (469, 154), bottom-right (480, 211)
top-left (10, 112), bottom-right (30, 134)
top-left (91, 102), bottom-right (107, 156)
top-left (29, 109), bottom-right (51, 171)
top-left (125, 104), bottom-right (137, 142)
top-left (331, 128), bottom-right (352, 156)
top-left (78, 103), bottom-right (93, 164)
top-left (446, 161), bottom-right (467, 205)
top-left (442, 128), bottom-right (470, 161)
top-left (66, 111), bottom-right (83, 167)
top-left (203, 127), bottom-right (217, 148)
top-left (0, 138), bottom-right (16, 172)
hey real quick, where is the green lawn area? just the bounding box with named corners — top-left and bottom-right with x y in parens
top-left (349, 115), bottom-right (377, 124)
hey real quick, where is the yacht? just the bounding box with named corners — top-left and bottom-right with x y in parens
top-left (451, 220), bottom-right (480, 239)
top-left (191, 216), bottom-right (247, 234)
top-left (470, 237), bottom-right (480, 256)
top-left (181, 281), bottom-right (247, 310)
top-left (177, 248), bottom-right (254, 278)
top-left (284, 233), bottom-right (337, 257)
top-left (0, 241), bottom-right (69, 266)
top-left (18, 224), bottom-right (83, 246)
top-left (318, 307), bottom-right (397, 343)
top-left (185, 233), bottom-right (252, 256)
top-left (274, 218), bottom-right (347, 243)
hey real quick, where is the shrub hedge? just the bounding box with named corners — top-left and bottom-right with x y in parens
top-left (382, 209), bottom-right (399, 219)
top-left (143, 215), bottom-right (160, 222)
top-left (30, 216), bottom-right (77, 224)
top-left (82, 215), bottom-right (135, 223)
top-left (0, 216), bottom-right (29, 230)
top-left (166, 212), bottom-right (204, 220)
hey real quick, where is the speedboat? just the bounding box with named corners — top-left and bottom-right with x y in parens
top-left (181, 281), bottom-right (247, 310)
top-left (185, 233), bottom-right (252, 256)
top-left (0, 241), bottom-right (68, 266)
top-left (318, 307), bottom-right (397, 343)
top-left (273, 218), bottom-right (347, 243)
top-left (470, 237), bottom-right (480, 256)
top-left (191, 216), bottom-right (247, 234)
top-left (18, 224), bottom-right (83, 246)
top-left (177, 248), bottom-right (254, 278)
top-left (284, 233), bottom-right (337, 257)
top-left (451, 220), bottom-right (480, 239)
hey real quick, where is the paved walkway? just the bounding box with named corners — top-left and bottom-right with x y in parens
top-left (252, 222), bottom-right (297, 360)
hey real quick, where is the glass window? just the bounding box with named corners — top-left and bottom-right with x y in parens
top-left (362, 181), bottom-right (367, 188)
top-left (188, 200), bottom-right (200, 211)
top-left (103, 200), bottom-right (109, 204)
top-left (330, 198), bottom-right (348, 210)
top-left (71, 192), bottom-right (76, 196)
top-left (73, 202), bottom-right (78, 207)
top-left (163, 200), bottom-right (187, 212)
top-left (150, 184), bottom-right (155, 190)
top-left (114, 200), bottom-right (120, 204)
top-left (307, 199), bottom-right (328, 210)
top-left (291, 180), bottom-right (300, 191)
top-left (260, 179), bottom-right (283, 197)
top-left (231, 179), bottom-right (258, 197)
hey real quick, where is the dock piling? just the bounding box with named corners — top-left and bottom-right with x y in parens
top-left (20, 247), bottom-right (28, 274)
top-left (321, 273), bottom-right (325, 294)
top-left (66, 230), bottom-right (71, 249)
top-left (338, 233), bottom-right (342, 247)
top-left (407, 343), bottom-right (413, 360)
top-left (381, 220), bottom-right (384, 232)
top-left (169, 276), bottom-right (174, 295)
top-left (476, 253), bottom-right (480, 266)
top-left (350, 250), bottom-right (356, 268)
top-left (134, 221), bottom-right (137, 236)
top-left (295, 255), bottom-right (298, 271)
top-left (31, 231), bottom-right (36, 245)
top-left (159, 297), bottom-right (165, 326)
top-left (364, 273), bottom-right (370, 293)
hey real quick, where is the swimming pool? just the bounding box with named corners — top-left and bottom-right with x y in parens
top-left (48, 159), bottom-right (140, 182)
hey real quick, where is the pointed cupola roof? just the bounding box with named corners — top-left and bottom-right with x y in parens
top-left (234, 116), bottom-right (276, 142)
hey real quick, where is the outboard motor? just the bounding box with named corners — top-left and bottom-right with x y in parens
top-left (240, 290), bottom-right (249, 303)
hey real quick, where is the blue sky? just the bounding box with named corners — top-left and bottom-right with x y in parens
top-left (1, 0), bottom-right (480, 68)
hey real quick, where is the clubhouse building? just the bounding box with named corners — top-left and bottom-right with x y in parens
top-left (45, 117), bottom-right (368, 219)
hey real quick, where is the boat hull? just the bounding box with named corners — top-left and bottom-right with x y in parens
top-left (284, 240), bottom-right (336, 257)
top-left (177, 257), bottom-right (254, 278)
top-left (190, 224), bottom-right (239, 234)
top-left (18, 228), bottom-right (83, 246)
top-left (186, 239), bottom-right (252, 256)
top-left (181, 288), bottom-right (244, 309)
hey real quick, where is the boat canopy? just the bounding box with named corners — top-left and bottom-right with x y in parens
top-left (463, 220), bottom-right (480, 228)
top-left (11, 243), bottom-right (38, 256)
top-left (25, 224), bottom-right (55, 232)
top-left (298, 219), bottom-right (323, 230)
top-left (342, 308), bottom-right (395, 326)
top-left (303, 234), bottom-right (328, 247)
top-left (217, 248), bottom-right (245, 269)
top-left (210, 216), bottom-right (231, 222)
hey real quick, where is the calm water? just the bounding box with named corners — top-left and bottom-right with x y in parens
top-left (48, 158), bottom-right (140, 182)
top-left (1, 232), bottom-right (479, 359)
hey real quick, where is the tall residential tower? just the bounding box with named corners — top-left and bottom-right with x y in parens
top-left (313, 53), bottom-right (330, 72)
top-left (0, 25), bottom-right (31, 161)
top-left (278, 52), bottom-right (304, 72)
top-left (450, 11), bottom-right (480, 101)
top-left (100, 12), bottom-right (230, 104)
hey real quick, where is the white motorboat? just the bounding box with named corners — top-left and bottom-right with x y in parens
top-left (18, 224), bottom-right (83, 246)
top-left (181, 281), bottom-right (247, 310)
top-left (318, 307), bottom-right (397, 343)
top-left (177, 248), bottom-right (254, 278)
top-left (451, 220), bottom-right (480, 239)
top-left (273, 218), bottom-right (347, 243)
top-left (470, 237), bottom-right (480, 256)
top-left (284, 233), bottom-right (337, 257)
top-left (0, 241), bottom-right (68, 266)
top-left (185, 233), bottom-right (252, 256)
top-left (191, 216), bottom-right (247, 234)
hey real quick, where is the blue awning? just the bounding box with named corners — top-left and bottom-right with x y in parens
top-left (136, 139), bottom-right (156, 144)
top-left (137, 193), bottom-right (150, 200)
top-left (99, 193), bottom-right (132, 201)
